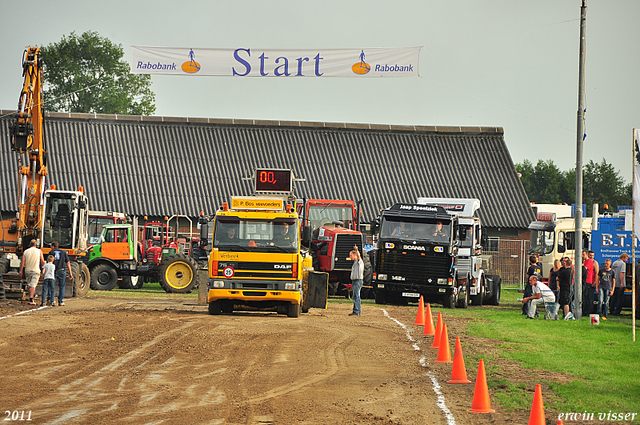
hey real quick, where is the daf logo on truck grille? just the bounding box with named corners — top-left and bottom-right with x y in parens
top-left (274, 264), bottom-right (293, 270)
top-left (402, 245), bottom-right (425, 251)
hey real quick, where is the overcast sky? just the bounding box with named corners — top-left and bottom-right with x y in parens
top-left (1, 1), bottom-right (638, 184)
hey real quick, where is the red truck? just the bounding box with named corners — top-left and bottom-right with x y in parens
top-left (298, 199), bottom-right (372, 296)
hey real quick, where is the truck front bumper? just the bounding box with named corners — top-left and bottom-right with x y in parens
top-left (207, 278), bottom-right (302, 304)
top-left (374, 281), bottom-right (455, 297)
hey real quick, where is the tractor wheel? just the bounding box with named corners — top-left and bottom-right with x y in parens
top-left (159, 254), bottom-right (198, 293)
top-left (121, 276), bottom-right (144, 290)
top-left (90, 263), bottom-right (118, 291)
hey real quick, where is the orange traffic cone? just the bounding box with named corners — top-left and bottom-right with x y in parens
top-left (435, 323), bottom-right (452, 363)
top-left (528, 384), bottom-right (546, 425)
top-left (469, 359), bottom-right (495, 413)
top-left (423, 303), bottom-right (435, 336)
top-left (447, 337), bottom-right (471, 383)
top-left (413, 296), bottom-right (425, 326)
top-left (430, 312), bottom-right (443, 349)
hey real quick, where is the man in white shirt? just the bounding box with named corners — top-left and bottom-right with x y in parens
top-left (521, 275), bottom-right (558, 319)
top-left (19, 239), bottom-right (45, 305)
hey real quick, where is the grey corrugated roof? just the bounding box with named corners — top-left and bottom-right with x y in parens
top-left (0, 111), bottom-right (534, 228)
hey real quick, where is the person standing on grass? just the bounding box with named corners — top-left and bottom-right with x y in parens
top-left (548, 259), bottom-right (562, 300)
top-left (610, 253), bottom-right (628, 316)
top-left (558, 258), bottom-right (574, 319)
top-left (19, 239), bottom-right (45, 306)
top-left (583, 250), bottom-right (599, 316)
top-left (597, 259), bottom-right (614, 320)
top-left (349, 246), bottom-right (364, 317)
top-left (50, 241), bottom-right (73, 307)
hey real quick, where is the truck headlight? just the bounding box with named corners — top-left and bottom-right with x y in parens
top-left (437, 278), bottom-right (448, 285)
top-left (213, 280), bottom-right (225, 288)
top-left (378, 274), bottom-right (387, 281)
top-left (284, 283), bottom-right (296, 290)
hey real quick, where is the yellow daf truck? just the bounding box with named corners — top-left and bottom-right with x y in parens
top-left (206, 169), bottom-right (327, 317)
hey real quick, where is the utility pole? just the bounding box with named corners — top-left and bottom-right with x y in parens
top-left (574, 0), bottom-right (587, 320)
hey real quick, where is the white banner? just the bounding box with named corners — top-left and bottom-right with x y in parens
top-left (131, 46), bottom-right (421, 78)
top-left (634, 129), bottom-right (640, 240)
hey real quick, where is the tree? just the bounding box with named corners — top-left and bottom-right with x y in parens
top-left (40, 31), bottom-right (155, 115)
top-left (582, 159), bottom-right (631, 215)
top-left (515, 158), bottom-right (632, 216)
top-left (515, 159), bottom-right (569, 204)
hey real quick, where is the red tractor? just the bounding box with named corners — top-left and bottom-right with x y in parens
top-left (298, 199), bottom-right (372, 296)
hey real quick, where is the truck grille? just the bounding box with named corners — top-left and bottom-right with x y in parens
top-left (378, 249), bottom-right (451, 282)
top-left (218, 261), bottom-right (294, 279)
top-left (333, 234), bottom-right (363, 271)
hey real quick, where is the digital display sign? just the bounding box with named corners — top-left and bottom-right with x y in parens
top-left (254, 169), bottom-right (292, 193)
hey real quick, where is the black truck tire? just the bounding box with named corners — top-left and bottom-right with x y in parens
top-left (73, 262), bottom-right (90, 296)
top-left (457, 283), bottom-right (469, 308)
top-left (485, 275), bottom-right (502, 305)
top-left (208, 300), bottom-right (221, 315)
top-left (443, 291), bottom-right (456, 309)
top-left (159, 254), bottom-right (198, 293)
top-left (287, 302), bottom-right (300, 318)
top-left (90, 263), bottom-right (118, 291)
top-left (121, 276), bottom-right (144, 290)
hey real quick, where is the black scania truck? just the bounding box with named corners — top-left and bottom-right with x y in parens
top-left (371, 203), bottom-right (461, 308)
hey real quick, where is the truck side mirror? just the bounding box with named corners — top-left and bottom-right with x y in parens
top-left (301, 225), bottom-right (312, 246)
top-left (199, 222), bottom-right (209, 247)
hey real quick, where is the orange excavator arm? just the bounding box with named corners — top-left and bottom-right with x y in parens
top-left (9, 46), bottom-right (48, 250)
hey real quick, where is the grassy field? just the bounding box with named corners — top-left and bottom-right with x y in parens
top-left (426, 289), bottom-right (640, 420)
top-left (88, 284), bottom-right (640, 420)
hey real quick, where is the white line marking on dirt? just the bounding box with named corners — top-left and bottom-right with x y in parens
top-left (382, 308), bottom-right (456, 425)
top-left (428, 373), bottom-right (457, 425)
top-left (0, 305), bottom-right (47, 320)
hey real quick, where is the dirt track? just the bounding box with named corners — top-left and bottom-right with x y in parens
top-left (0, 297), bottom-right (532, 424)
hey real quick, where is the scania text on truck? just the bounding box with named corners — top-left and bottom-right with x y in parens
top-left (371, 203), bottom-right (460, 308)
top-left (206, 169), bottom-right (327, 317)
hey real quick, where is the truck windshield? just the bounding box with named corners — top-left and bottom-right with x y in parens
top-left (307, 206), bottom-right (355, 231)
top-left (380, 218), bottom-right (450, 243)
top-left (529, 229), bottom-right (555, 255)
top-left (214, 217), bottom-right (299, 253)
top-left (88, 217), bottom-right (116, 245)
top-left (43, 195), bottom-right (76, 249)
